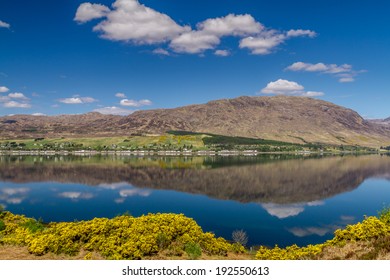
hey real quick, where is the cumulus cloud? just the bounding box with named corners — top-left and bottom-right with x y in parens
top-left (286, 62), bottom-right (363, 83)
top-left (74, 2), bottom-right (110, 23)
top-left (0, 96), bottom-right (10, 102)
top-left (115, 92), bottom-right (126, 98)
top-left (0, 20), bottom-right (10, 29)
top-left (120, 98), bottom-right (152, 107)
top-left (0, 86), bottom-right (9, 93)
top-left (8, 92), bottom-right (29, 100)
top-left (91, 0), bottom-right (189, 44)
top-left (75, 1), bottom-right (316, 55)
top-left (59, 96), bottom-right (98, 104)
top-left (214, 50), bottom-right (231, 57)
top-left (152, 48), bottom-right (170, 56)
top-left (261, 79), bottom-right (324, 97)
top-left (198, 14), bottom-right (263, 36)
top-left (170, 31), bottom-right (220, 54)
top-left (3, 101), bottom-right (32, 108)
top-left (239, 29), bottom-right (316, 55)
top-left (170, 14), bottom-right (264, 54)
top-left (0, 91), bottom-right (32, 108)
top-left (93, 106), bottom-right (134, 115)
top-left (286, 29), bottom-right (317, 38)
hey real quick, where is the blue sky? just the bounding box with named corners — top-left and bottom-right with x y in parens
top-left (0, 0), bottom-right (389, 118)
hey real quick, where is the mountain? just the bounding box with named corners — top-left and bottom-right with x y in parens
top-left (1, 96), bottom-right (390, 147)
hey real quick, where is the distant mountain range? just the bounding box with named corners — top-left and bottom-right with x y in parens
top-left (367, 117), bottom-right (390, 127)
top-left (1, 96), bottom-right (390, 147)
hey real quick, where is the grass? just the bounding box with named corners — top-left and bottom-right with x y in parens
top-left (0, 135), bottom-right (205, 151)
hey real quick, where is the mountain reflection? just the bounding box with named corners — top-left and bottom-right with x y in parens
top-left (1, 154), bottom-right (390, 204)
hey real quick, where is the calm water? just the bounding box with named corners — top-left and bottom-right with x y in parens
top-left (1, 154), bottom-right (390, 247)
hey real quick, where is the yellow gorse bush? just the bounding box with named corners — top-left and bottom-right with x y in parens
top-left (256, 215), bottom-right (390, 260)
top-left (0, 212), bottom-right (244, 259)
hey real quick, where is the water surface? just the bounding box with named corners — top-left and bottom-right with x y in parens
top-left (1, 154), bottom-right (390, 247)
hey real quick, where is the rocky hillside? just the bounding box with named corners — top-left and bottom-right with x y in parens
top-left (1, 96), bottom-right (390, 147)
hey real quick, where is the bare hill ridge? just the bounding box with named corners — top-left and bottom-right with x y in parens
top-left (1, 96), bottom-right (390, 147)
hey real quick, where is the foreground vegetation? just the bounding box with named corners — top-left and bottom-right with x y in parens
top-left (0, 210), bottom-right (245, 260)
top-left (256, 207), bottom-right (390, 260)
top-left (1, 208), bottom-right (390, 260)
top-left (0, 131), bottom-right (378, 153)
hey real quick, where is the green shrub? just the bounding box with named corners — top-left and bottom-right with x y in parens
top-left (22, 218), bottom-right (45, 233)
top-left (379, 206), bottom-right (390, 225)
top-left (0, 220), bottom-right (5, 231)
top-left (185, 242), bottom-right (202, 259)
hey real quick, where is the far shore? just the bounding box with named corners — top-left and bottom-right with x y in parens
top-left (0, 149), bottom-right (382, 157)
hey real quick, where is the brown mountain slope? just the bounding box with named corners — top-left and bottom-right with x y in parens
top-left (1, 96), bottom-right (390, 146)
top-left (120, 96), bottom-right (390, 146)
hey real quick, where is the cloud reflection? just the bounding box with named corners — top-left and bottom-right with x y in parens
top-left (0, 186), bottom-right (30, 206)
top-left (97, 182), bottom-right (152, 201)
top-left (58, 192), bottom-right (94, 200)
top-left (288, 215), bottom-right (357, 237)
top-left (261, 200), bottom-right (324, 219)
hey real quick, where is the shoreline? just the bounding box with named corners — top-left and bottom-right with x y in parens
top-left (0, 149), bottom-right (380, 157)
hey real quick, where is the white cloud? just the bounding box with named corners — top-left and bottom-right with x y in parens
top-left (170, 31), bottom-right (220, 54)
top-left (59, 97), bottom-right (83, 104)
top-left (3, 101), bottom-right (31, 108)
top-left (170, 14), bottom-right (263, 54)
top-left (214, 50), bottom-right (230, 57)
top-left (286, 62), bottom-right (328, 72)
top-left (115, 92), bottom-right (127, 98)
top-left (338, 77), bottom-right (354, 83)
top-left (261, 79), bottom-right (303, 94)
top-left (286, 62), bottom-right (362, 83)
top-left (261, 79), bottom-right (324, 97)
top-left (120, 98), bottom-right (152, 107)
top-left (0, 96), bottom-right (10, 102)
top-left (32, 113), bottom-right (47, 116)
top-left (81, 97), bottom-right (98, 103)
top-left (198, 14), bottom-right (263, 37)
top-left (0, 20), bottom-right (10, 29)
top-left (239, 33), bottom-right (285, 55)
top-left (0, 86), bottom-right (9, 93)
top-left (59, 96), bottom-right (98, 104)
top-left (239, 28), bottom-right (316, 55)
top-left (93, 106), bottom-right (134, 115)
top-left (0, 92), bottom-right (31, 107)
top-left (8, 92), bottom-right (29, 100)
top-left (286, 29), bottom-right (317, 38)
top-left (74, 2), bottom-right (110, 23)
top-left (152, 48), bottom-right (170, 56)
top-left (75, 1), bottom-right (316, 55)
top-left (91, 0), bottom-right (189, 44)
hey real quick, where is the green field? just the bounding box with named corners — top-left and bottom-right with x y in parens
top-left (0, 131), bottom-right (377, 153)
